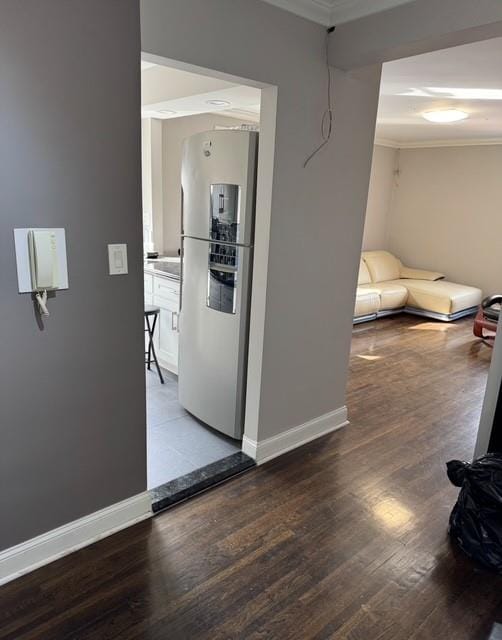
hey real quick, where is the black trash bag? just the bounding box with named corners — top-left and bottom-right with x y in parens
top-left (447, 453), bottom-right (502, 573)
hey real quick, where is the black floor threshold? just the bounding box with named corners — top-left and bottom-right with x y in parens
top-left (149, 451), bottom-right (256, 514)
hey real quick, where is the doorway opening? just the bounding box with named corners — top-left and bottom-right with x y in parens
top-left (351, 36), bottom-right (502, 510)
top-left (140, 56), bottom-right (275, 510)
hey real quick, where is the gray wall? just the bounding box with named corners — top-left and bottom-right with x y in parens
top-left (5, 0), bottom-right (501, 554)
top-left (141, 0), bottom-right (382, 440)
top-left (0, 0), bottom-right (145, 550)
top-left (330, 0), bottom-right (502, 69)
top-left (362, 145), bottom-right (398, 251)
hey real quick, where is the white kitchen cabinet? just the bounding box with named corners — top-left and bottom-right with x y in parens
top-left (144, 273), bottom-right (154, 356)
top-left (146, 273), bottom-right (180, 375)
top-left (156, 303), bottom-right (179, 374)
top-left (144, 273), bottom-right (153, 305)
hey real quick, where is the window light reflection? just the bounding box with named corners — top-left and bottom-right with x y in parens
top-left (409, 323), bottom-right (456, 332)
top-left (373, 498), bottom-right (414, 530)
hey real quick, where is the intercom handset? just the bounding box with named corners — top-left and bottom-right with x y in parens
top-left (28, 230), bottom-right (59, 291)
top-left (14, 228), bottom-right (69, 319)
top-left (28, 230), bottom-right (60, 317)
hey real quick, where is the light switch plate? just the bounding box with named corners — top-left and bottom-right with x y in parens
top-left (108, 244), bottom-right (128, 275)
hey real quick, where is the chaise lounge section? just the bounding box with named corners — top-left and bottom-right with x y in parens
top-left (354, 251), bottom-right (482, 324)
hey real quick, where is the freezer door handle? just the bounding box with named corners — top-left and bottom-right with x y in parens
top-left (179, 187), bottom-right (185, 313)
top-left (179, 238), bottom-right (184, 313)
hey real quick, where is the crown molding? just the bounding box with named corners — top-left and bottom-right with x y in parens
top-left (374, 138), bottom-right (400, 148)
top-left (261, 0), bottom-right (413, 26)
top-left (375, 137), bottom-right (502, 149)
top-left (219, 108), bottom-right (261, 122)
top-left (330, 0), bottom-right (413, 24)
top-left (261, 0), bottom-right (332, 25)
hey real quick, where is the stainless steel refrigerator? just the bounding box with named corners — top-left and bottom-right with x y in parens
top-left (178, 130), bottom-right (258, 439)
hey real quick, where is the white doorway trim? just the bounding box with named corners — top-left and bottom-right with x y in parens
top-left (141, 52), bottom-right (278, 455)
top-left (475, 322), bottom-right (502, 456)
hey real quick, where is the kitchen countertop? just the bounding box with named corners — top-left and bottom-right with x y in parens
top-left (144, 258), bottom-right (181, 282)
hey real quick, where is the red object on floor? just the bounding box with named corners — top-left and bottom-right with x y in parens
top-left (473, 295), bottom-right (501, 345)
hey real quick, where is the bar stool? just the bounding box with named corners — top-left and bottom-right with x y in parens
top-left (144, 305), bottom-right (164, 384)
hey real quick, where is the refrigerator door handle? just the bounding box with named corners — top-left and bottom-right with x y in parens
top-left (179, 187), bottom-right (184, 313)
top-left (179, 238), bottom-right (184, 312)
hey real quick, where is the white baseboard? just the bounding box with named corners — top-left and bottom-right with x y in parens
top-left (0, 492), bottom-right (152, 586)
top-left (242, 406), bottom-right (348, 465)
top-left (157, 354), bottom-right (178, 376)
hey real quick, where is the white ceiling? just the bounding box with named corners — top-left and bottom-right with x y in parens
top-left (376, 37), bottom-right (502, 146)
top-left (141, 62), bottom-right (260, 122)
top-left (261, 0), bottom-right (413, 25)
top-left (141, 36), bottom-right (502, 144)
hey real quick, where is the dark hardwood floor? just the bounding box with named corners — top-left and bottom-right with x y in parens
top-left (2, 315), bottom-right (501, 639)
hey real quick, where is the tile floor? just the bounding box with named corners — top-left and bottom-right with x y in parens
top-left (146, 366), bottom-right (241, 489)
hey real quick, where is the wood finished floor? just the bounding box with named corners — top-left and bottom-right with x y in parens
top-left (2, 315), bottom-right (501, 640)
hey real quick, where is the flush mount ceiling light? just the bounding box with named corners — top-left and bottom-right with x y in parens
top-left (158, 109), bottom-right (176, 115)
top-left (422, 109), bottom-right (469, 123)
top-left (206, 100), bottom-right (231, 107)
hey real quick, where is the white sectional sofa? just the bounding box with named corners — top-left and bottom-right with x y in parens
top-left (354, 251), bottom-right (482, 324)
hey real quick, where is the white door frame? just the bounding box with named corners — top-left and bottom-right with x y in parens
top-left (140, 52), bottom-right (278, 451)
top-left (475, 322), bottom-right (502, 456)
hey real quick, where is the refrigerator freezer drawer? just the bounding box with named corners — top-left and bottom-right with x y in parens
top-left (178, 237), bottom-right (252, 439)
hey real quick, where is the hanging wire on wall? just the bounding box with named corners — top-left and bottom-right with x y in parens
top-left (303, 26), bottom-right (336, 168)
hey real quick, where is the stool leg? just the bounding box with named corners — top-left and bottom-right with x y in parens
top-left (150, 314), bottom-right (164, 384)
top-left (145, 315), bottom-right (153, 370)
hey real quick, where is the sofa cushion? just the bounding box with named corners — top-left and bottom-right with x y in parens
top-left (362, 250), bottom-right (401, 283)
top-left (389, 279), bottom-right (482, 315)
top-left (399, 266), bottom-right (444, 281)
top-left (354, 287), bottom-right (380, 317)
top-left (358, 259), bottom-right (372, 285)
top-left (359, 282), bottom-right (408, 311)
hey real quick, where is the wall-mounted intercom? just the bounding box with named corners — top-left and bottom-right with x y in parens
top-left (28, 230), bottom-right (59, 290)
top-left (14, 228), bottom-right (69, 317)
